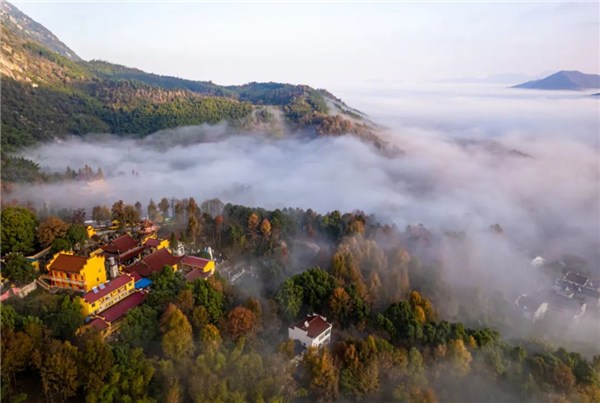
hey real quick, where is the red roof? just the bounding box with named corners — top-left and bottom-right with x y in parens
top-left (89, 317), bottom-right (109, 331)
top-left (130, 271), bottom-right (142, 282)
top-left (144, 238), bottom-right (162, 247)
top-left (49, 254), bottom-right (88, 273)
top-left (123, 248), bottom-right (182, 277)
top-left (118, 245), bottom-right (147, 262)
top-left (181, 256), bottom-right (211, 270)
top-left (102, 234), bottom-right (139, 254)
top-left (293, 314), bottom-right (331, 338)
top-left (99, 291), bottom-right (145, 322)
top-left (82, 274), bottom-right (134, 304)
top-left (185, 269), bottom-right (212, 282)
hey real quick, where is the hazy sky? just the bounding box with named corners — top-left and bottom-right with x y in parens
top-left (12, 1), bottom-right (600, 88)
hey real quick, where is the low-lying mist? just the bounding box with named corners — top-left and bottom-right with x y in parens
top-left (10, 83), bottom-right (600, 351)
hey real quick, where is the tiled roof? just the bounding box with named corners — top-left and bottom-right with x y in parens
top-left (99, 291), bottom-right (145, 322)
top-left (48, 254), bottom-right (88, 273)
top-left (144, 238), bottom-right (161, 247)
top-left (293, 314), bottom-right (331, 338)
top-left (185, 269), bottom-right (212, 282)
top-left (89, 317), bottom-right (109, 331)
top-left (118, 245), bottom-right (147, 262)
top-left (82, 274), bottom-right (133, 304)
top-left (565, 272), bottom-right (589, 286)
top-left (102, 234), bottom-right (139, 254)
top-left (123, 248), bottom-right (182, 277)
top-left (181, 256), bottom-right (211, 270)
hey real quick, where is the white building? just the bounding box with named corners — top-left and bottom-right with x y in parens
top-left (288, 314), bottom-right (332, 348)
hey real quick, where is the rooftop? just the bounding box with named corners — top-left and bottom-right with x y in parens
top-left (48, 254), bottom-right (88, 273)
top-left (185, 269), bottom-right (212, 282)
top-left (89, 317), bottom-right (109, 332)
top-left (182, 255), bottom-right (212, 270)
top-left (99, 291), bottom-right (145, 322)
top-left (292, 314), bottom-right (331, 338)
top-left (564, 271), bottom-right (589, 287)
top-left (124, 248), bottom-right (182, 277)
top-left (82, 274), bottom-right (133, 304)
top-left (102, 234), bottom-right (139, 254)
top-left (144, 238), bottom-right (162, 248)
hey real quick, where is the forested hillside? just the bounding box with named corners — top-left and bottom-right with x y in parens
top-left (1, 199), bottom-right (599, 402)
top-left (0, 1), bottom-right (375, 161)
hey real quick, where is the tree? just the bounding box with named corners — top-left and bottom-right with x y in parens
top-left (91, 205), bottom-right (111, 225)
top-left (200, 324), bottom-right (222, 352)
top-left (187, 214), bottom-right (201, 245)
top-left (248, 212), bottom-right (260, 238)
top-left (2, 253), bottom-right (36, 285)
top-left (226, 306), bottom-right (256, 341)
top-left (160, 304), bottom-right (194, 361)
top-left (37, 216), bottom-right (70, 248)
top-left (1, 206), bottom-right (37, 255)
top-left (159, 197), bottom-right (170, 217)
top-left (329, 287), bottom-right (351, 324)
top-left (304, 347), bottom-right (339, 402)
top-left (1, 329), bottom-right (34, 394)
top-left (447, 339), bottom-right (472, 376)
top-left (50, 238), bottom-right (71, 254)
top-left (260, 218), bottom-right (272, 242)
top-left (147, 199), bottom-right (158, 220)
top-left (111, 200), bottom-right (125, 225)
top-left (66, 224), bottom-right (88, 249)
top-left (119, 305), bottom-right (158, 349)
top-left (34, 339), bottom-right (80, 402)
top-left (76, 331), bottom-right (114, 397)
top-left (44, 295), bottom-right (84, 339)
top-left (215, 215), bottom-right (224, 249)
top-left (201, 198), bottom-right (224, 217)
top-left (134, 201), bottom-right (143, 217)
top-left (123, 204), bottom-right (140, 232)
top-left (70, 208), bottom-right (86, 225)
top-left (276, 279), bottom-right (303, 320)
top-left (174, 200), bottom-right (185, 226)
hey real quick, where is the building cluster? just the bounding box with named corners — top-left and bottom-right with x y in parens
top-left (516, 268), bottom-right (600, 322)
top-left (32, 220), bottom-right (216, 336)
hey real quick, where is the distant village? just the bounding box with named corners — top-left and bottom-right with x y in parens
top-left (515, 255), bottom-right (600, 323)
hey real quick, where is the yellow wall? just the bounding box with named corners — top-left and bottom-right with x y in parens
top-left (157, 239), bottom-right (169, 250)
top-left (79, 276), bottom-right (134, 316)
top-left (86, 225), bottom-right (96, 238)
top-left (203, 260), bottom-right (215, 273)
top-left (48, 253), bottom-right (106, 293)
top-left (81, 255), bottom-right (107, 292)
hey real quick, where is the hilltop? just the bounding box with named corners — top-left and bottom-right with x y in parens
top-left (512, 70), bottom-right (600, 90)
top-left (0, 1), bottom-right (377, 156)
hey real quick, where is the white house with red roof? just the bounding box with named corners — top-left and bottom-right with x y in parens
top-left (289, 314), bottom-right (332, 348)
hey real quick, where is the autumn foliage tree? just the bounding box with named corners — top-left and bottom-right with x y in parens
top-left (37, 216), bottom-right (70, 247)
top-left (226, 306), bottom-right (256, 341)
top-left (160, 304), bottom-right (194, 362)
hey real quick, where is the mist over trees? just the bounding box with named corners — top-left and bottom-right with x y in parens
top-left (1, 199), bottom-right (599, 402)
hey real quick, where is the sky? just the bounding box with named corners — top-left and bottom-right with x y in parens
top-left (12, 1), bottom-right (600, 89)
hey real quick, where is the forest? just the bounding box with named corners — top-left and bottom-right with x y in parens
top-left (1, 198), bottom-right (599, 403)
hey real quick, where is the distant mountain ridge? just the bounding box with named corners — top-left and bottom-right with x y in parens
top-left (512, 70), bottom-right (600, 90)
top-left (0, 1), bottom-right (376, 156)
top-left (0, 1), bottom-right (80, 61)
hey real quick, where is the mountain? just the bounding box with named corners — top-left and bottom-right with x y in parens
top-left (0, 1), bottom-right (80, 62)
top-left (0, 2), bottom-right (376, 157)
top-left (512, 70), bottom-right (600, 90)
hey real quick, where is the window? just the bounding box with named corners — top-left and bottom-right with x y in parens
top-left (91, 302), bottom-right (96, 307)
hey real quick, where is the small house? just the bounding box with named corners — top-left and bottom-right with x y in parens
top-left (289, 314), bottom-right (332, 348)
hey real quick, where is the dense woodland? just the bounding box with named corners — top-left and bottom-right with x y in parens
top-left (1, 199), bottom-right (599, 403)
